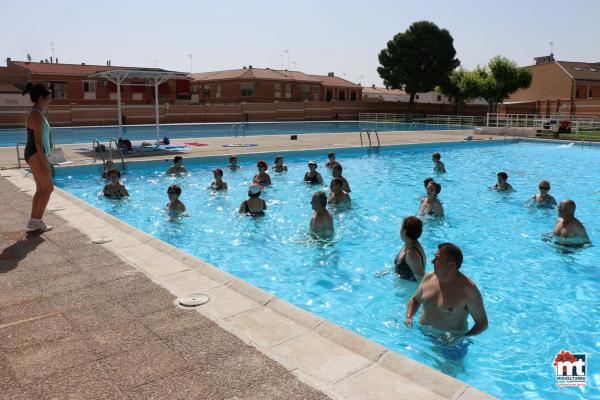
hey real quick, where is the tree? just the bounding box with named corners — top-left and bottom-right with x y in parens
top-left (437, 68), bottom-right (484, 113)
top-left (378, 21), bottom-right (460, 113)
top-left (475, 56), bottom-right (532, 112)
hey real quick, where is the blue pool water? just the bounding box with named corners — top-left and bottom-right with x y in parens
top-left (54, 141), bottom-right (599, 399)
top-left (0, 121), bottom-right (469, 147)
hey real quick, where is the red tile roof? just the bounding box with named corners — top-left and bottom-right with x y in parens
top-left (310, 74), bottom-right (360, 88)
top-left (556, 61), bottom-right (600, 81)
top-left (191, 68), bottom-right (360, 87)
top-left (9, 61), bottom-right (168, 76)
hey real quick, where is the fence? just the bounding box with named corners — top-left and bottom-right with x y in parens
top-left (486, 113), bottom-right (600, 141)
top-left (359, 113), bottom-right (485, 127)
top-left (0, 101), bottom-right (489, 128)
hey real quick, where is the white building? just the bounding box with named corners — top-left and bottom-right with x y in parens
top-left (362, 85), bottom-right (487, 105)
top-left (0, 83), bottom-right (30, 106)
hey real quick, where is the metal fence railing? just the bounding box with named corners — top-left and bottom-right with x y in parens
top-left (358, 113), bottom-right (484, 127)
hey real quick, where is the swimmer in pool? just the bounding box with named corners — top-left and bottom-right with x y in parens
top-left (103, 169), bottom-right (129, 198)
top-left (552, 199), bottom-right (590, 242)
top-left (228, 155), bottom-right (240, 170)
top-left (405, 243), bottom-right (488, 337)
top-left (421, 177), bottom-right (434, 199)
top-left (310, 191), bottom-right (333, 235)
top-left (331, 163), bottom-right (351, 192)
top-left (328, 178), bottom-right (351, 205)
top-left (210, 168), bottom-right (228, 191)
top-left (304, 160), bottom-right (323, 185)
top-left (494, 171), bottom-right (513, 191)
top-left (239, 184), bottom-right (267, 216)
top-left (166, 156), bottom-right (189, 175)
top-left (166, 184), bottom-right (186, 213)
top-left (432, 152), bottom-right (446, 173)
top-left (253, 160), bottom-right (272, 186)
top-left (325, 152), bottom-right (338, 168)
top-left (419, 181), bottom-right (444, 217)
top-left (395, 216), bottom-right (426, 281)
top-left (273, 155), bottom-right (288, 172)
top-left (531, 180), bottom-right (557, 207)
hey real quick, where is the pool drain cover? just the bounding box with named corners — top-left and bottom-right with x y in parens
top-left (178, 293), bottom-right (209, 307)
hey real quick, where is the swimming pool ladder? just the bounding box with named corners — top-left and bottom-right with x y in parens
top-left (15, 142), bottom-right (27, 168)
top-left (109, 138), bottom-right (127, 172)
top-left (92, 139), bottom-right (126, 173)
top-left (360, 128), bottom-right (380, 148)
top-left (232, 124), bottom-right (246, 137)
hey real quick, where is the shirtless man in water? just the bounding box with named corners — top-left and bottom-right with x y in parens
top-left (552, 200), bottom-right (590, 242)
top-left (310, 191), bottom-right (333, 235)
top-left (405, 243), bottom-right (488, 337)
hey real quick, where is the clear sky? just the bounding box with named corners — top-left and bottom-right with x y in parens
top-left (2, 0), bottom-right (599, 86)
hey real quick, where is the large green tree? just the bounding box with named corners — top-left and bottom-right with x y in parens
top-left (437, 68), bottom-right (484, 113)
top-left (377, 21), bottom-right (459, 112)
top-left (475, 56), bottom-right (532, 112)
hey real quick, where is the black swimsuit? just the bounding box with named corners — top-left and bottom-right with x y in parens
top-left (304, 172), bottom-right (320, 184)
top-left (242, 199), bottom-right (266, 216)
top-left (395, 246), bottom-right (425, 281)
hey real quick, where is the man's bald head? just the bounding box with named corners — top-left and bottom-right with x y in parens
top-left (559, 199), bottom-right (576, 218)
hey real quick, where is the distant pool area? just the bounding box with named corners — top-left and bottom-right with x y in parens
top-left (54, 140), bottom-right (599, 400)
top-left (0, 120), bottom-right (471, 147)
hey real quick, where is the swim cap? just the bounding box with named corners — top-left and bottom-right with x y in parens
top-left (257, 160), bottom-right (268, 170)
top-left (308, 160), bottom-right (317, 166)
top-left (248, 184), bottom-right (261, 195)
top-left (213, 168), bottom-right (223, 176)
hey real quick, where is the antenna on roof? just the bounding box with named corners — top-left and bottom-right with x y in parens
top-left (549, 41), bottom-right (554, 56)
top-left (27, 53), bottom-right (31, 62)
top-left (47, 42), bottom-right (55, 59)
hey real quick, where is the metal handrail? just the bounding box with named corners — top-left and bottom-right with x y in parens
top-left (372, 129), bottom-right (380, 147)
top-left (359, 129), bottom-right (372, 147)
top-left (92, 140), bottom-right (105, 165)
top-left (109, 138), bottom-right (126, 172)
top-left (15, 142), bottom-right (26, 168)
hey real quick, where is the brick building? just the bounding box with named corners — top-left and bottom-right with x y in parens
top-left (0, 58), bottom-right (191, 105)
top-left (189, 67), bottom-right (362, 104)
top-left (509, 55), bottom-right (600, 102)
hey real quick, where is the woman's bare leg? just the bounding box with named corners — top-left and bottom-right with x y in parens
top-left (27, 153), bottom-right (53, 219)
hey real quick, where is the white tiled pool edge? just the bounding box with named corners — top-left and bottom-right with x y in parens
top-left (4, 168), bottom-right (497, 400)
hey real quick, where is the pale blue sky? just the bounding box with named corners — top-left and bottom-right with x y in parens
top-left (2, 0), bottom-right (599, 86)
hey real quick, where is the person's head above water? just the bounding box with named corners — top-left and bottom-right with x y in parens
top-left (497, 171), bottom-right (508, 183)
top-left (274, 155), bottom-right (284, 165)
top-left (433, 242), bottom-right (463, 273)
top-left (22, 81), bottom-right (51, 106)
top-left (330, 178), bottom-right (343, 193)
top-left (558, 199), bottom-right (576, 218)
top-left (256, 160), bottom-right (268, 171)
top-left (423, 177), bottom-right (434, 189)
top-left (432, 152), bottom-right (441, 161)
top-left (538, 180), bottom-right (550, 192)
top-left (173, 156), bottom-right (183, 165)
top-left (229, 155), bottom-right (237, 163)
top-left (332, 163), bottom-right (342, 177)
top-left (105, 160), bottom-right (114, 169)
top-left (311, 191), bottom-right (327, 211)
top-left (427, 181), bottom-right (441, 196)
top-left (213, 168), bottom-right (223, 179)
top-left (248, 184), bottom-right (262, 198)
top-left (167, 184), bottom-right (181, 198)
top-left (107, 168), bottom-right (121, 182)
top-left (401, 215), bottom-right (423, 242)
top-left (328, 152), bottom-right (336, 161)
top-left (307, 160), bottom-right (317, 170)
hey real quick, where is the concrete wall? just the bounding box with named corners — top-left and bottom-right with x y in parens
top-left (508, 63), bottom-right (573, 102)
top-left (0, 100), bottom-right (488, 128)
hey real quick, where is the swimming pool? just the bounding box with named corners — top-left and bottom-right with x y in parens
top-left (54, 141), bottom-right (599, 399)
top-left (0, 121), bottom-right (470, 147)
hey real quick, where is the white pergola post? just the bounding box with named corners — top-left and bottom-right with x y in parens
top-left (117, 77), bottom-right (123, 137)
top-left (155, 76), bottom-right (160, 144)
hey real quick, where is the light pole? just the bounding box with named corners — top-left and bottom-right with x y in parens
top-left (292, 61), bottom-right (296, 70)
top-left (284, 50), bottom-right (289, 70)
top-left (188, 54), bottom-right (193, 73)
top-left (279, 54), bottom-right (283, 69)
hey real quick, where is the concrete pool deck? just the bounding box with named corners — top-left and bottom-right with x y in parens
top-left (0, 131), bottom-right (499, 399)
top-left (0, 128), bottom-right (501, 169)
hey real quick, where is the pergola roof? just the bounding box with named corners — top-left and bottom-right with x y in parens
top-left (89, 69), bottom-right (190, 84)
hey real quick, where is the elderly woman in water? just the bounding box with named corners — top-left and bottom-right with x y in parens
top-left (530, 180), bottom-right (557, 207)
top-left (253, 160), bottom-right (272, 186)
top-left (419, 181), bottom-right (444, 217)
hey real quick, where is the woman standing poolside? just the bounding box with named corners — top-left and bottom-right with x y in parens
top-left (23, 82), bottom-right (54, 232)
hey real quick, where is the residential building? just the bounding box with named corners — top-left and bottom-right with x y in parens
top-left (190, 67), bottom-right (362, 104)
top-left (0, 82), bottom-right (30, 106)
top-left (363, 85), bottom-right (487, 105)
top-left (0, 58), bottom-right (191, 105)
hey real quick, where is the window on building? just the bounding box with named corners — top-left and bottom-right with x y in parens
top-left (326, 89), bottom-right (333, 102)
top-left (313, 86), bottom-right (320, 101)
top-left (575, 89), bottom-right (580, 97)
top-left (301, 85), bottom-right (310, 100)
top-left (50, 82), bottom-right (68, 99)
top-left (437, 95), bottom-right (442, 101)
top-left (241, 82), bottom-right (253, 97)
top-left (415, 94), bottom-right (420, 100)
top-left (83, 81), bottom-right (96, 93)
top-left (132, 92), bottom-right (143, 100)
top-left (203, 85), bottom-right (210, 97)
top-left (285, 83), bottom-right (291, 98)
top-left (216, 85), bottom-right (221, 98)
top-left (589, 88), bottom-right (593, 98)
top-left (350, 90), bottom-right (356, 101)
top-left (339, 90), bottom-right (346, 101)
top-left (191, 85), bottom-right (198, 94)
top-left (275, 83), bottom-right (281, 98)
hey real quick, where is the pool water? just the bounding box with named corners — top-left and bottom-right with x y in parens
top-left (0, 121), bottom-right (469, 147)
top-left (55, 141), bottom-right (599, 399)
